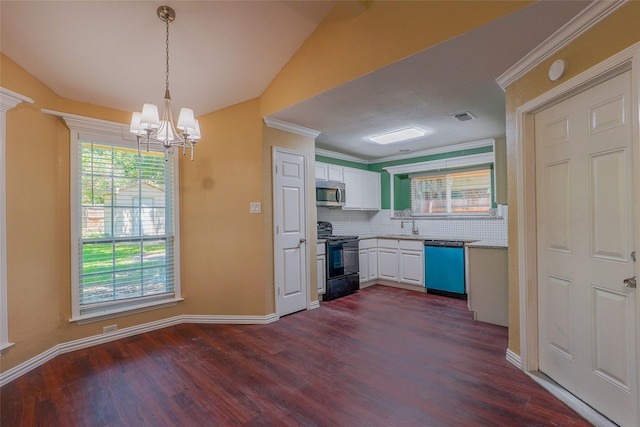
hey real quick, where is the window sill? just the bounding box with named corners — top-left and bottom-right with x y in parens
top-left (70, 297), bottom-right (184, 325)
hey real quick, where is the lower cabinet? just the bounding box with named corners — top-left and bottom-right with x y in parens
top-left (399, 249), bottom-right (423, 286)
top-left (377, 239), bottom-right (424, 286)
top-left (359, 239), bottom-right (378, 283)
top-left (377, 247), bottom-right (398, 281)
top-left (317, 243), bottom-right (326, 295)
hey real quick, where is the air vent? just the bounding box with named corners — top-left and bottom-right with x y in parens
top-left (451, 112), bottom-right (476, 122)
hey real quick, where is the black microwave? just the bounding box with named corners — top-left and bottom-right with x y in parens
top-left (316, 180), bottom-right (346, 207)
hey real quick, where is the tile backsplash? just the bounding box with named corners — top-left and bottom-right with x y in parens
top-left (317, 205), bottom-right (508, 244)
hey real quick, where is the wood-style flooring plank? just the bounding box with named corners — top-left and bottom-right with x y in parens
top-left (1, 285), bottom-right (592, 426)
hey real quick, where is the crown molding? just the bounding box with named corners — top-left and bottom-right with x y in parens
top-left (371, 138), bottom-right (494, 164)
top-left (0, 87), bottom-right (34, 112)
top-left (316, 138), bottom-right (495, 165)
top-left (315, 147), bottom-right (368, 164)
top-left (263, 117), bottom-right (321, 139)
top-left (496, 0), bottom-right (628, 89)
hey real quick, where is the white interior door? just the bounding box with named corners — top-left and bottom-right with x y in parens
top-left (535, 70), bottom-right (637, 426)
top-left (273, 148), bottom-right (308, 317)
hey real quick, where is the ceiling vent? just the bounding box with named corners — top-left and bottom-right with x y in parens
top-left (451, 112), bottom-right (476, 122)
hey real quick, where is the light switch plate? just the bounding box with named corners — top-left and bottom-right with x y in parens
top-left (250, 202), bottom-right (261, 214)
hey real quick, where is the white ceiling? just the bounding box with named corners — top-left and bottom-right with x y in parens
top-left (0, 1), bottom-right (335, 115)
top-left (1, 1), bottom-right (594, 162)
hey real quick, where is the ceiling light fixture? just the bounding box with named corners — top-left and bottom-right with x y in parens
top-left (369, 127), bottom-right (426, 145)
top-left (130, 6), bottom-right (201, 160)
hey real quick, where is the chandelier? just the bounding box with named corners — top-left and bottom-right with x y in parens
top-left (129, 5), bottom-right (201, 160)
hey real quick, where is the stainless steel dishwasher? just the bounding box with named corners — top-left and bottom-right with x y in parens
top-left (424, 240), bottom-right (466, 298)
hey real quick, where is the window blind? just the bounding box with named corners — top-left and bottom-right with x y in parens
top-left (411, 168), bottom-right (491, 214)
top-left (78, 142), bottom-right (175, 310)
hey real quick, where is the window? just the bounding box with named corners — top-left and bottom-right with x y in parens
top-left (61, 112), bottom-right (181, 322)
top-left (411, 168), bottom-right (492, 214)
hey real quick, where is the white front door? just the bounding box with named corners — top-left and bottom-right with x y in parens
top-left (273, 148), bottom-right (308, 317)
top-left (535, 70), bottom-right (637, 426)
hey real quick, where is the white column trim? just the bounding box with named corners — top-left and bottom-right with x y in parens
top-left (0, 88), bottom-right (34, 353)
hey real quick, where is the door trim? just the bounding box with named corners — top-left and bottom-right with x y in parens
top-left (515, 42), bottom-right (640, 424)
top-left (271, 146), bottom-right (310, 318)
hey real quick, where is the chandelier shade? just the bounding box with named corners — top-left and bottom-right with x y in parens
top-left (130, 5), bottom-right (201, 160)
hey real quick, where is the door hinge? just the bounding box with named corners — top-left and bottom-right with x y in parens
top-left (277, 287), bottom-right (281, 296)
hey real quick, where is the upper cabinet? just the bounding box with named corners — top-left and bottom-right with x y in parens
top-left (315, 163), bottom-right (343, 182)
top-left (343, 168), bottom-right (380, 210)
top-left (315, 162), bottom-right (381, 211)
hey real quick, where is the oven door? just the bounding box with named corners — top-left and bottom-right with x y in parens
top-left (326, 239), bottom-right (359, 279)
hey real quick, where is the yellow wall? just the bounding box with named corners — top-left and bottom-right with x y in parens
top-left (505, 2), bottom-right (640, 354)
top-left (0, 0), bottom-right (542, 373)
top-left (179, 98), bottom-right (272, 315)
top-left (261, 0), bottom-right (531, 116)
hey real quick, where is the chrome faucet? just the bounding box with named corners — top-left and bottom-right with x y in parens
top-left (402, 208), bottom-right (419, 235)
top-left (411, 213), bottom-right (419, 235)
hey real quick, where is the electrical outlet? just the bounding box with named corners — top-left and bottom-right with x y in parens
top-left (103, 325), bottom-right (118, 333)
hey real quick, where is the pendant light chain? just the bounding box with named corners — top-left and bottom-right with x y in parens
top-left (165, 16), bottom-right (170, 97)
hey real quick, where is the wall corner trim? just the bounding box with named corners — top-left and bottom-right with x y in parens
top-left (0, 313), bottom-right (278, 387)
top-left (263, 117), bottom-right (321, 139)
top-left (496, 0), bottom-right (628, 89)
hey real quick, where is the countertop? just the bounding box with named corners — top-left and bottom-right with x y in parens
top-left (357, 234), bottom-right (507, 249)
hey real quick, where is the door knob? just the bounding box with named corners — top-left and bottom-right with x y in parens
top-left (623, 276), bottom-right (637, 288)
top-left (299, 238), bottom-right (306, 244)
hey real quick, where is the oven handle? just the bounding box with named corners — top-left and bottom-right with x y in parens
top-left (336, 187), bottom-right (342, 203)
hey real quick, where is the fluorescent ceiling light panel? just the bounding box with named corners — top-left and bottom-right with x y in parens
top-left (369, 127), bottom-right (426, 144)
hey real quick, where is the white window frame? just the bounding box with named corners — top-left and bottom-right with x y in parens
top-left (409, 166), bottom-right (493, 215)
top-left (383, 149), bottom-right (495, 215)
top-left (43, 110), bottom-right (182, 324)
top-left (0, 88), bottom-right (33, 352)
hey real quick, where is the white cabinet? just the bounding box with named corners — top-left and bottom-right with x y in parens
top-left (359, 239), bottom-right (378, 283)
top-left (377, 239), bottom-right (424, 286)
top-left (367, 249), bottom-right (378, 281)
top-left (399, 250), bottom-right (422, 284)
top-left (343, 168), bottom-right (363, 209)
top-left (315, 162), bottom-right (343, 182)
top-left (317, 243), bottom-right (326, 295)
top-left (361, 171), bottom-right (381, 210)
top-left (377, 239), bottom-right (399, 281)
top-left (343, 168), bottom-right (380, 210)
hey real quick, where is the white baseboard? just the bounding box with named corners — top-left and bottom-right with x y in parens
top-left (505, 348), bottom-right (522, 369)
top-left (309, 300), bottom-right (320, 310)
top-left (0, 312), bottom-right (277, 387)
top-left (182, 313), bottom-right (278, 324)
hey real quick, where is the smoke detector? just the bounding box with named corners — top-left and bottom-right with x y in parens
top-left (451, 112), bottom-right (476, 122)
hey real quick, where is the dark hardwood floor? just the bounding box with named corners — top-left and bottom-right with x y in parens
top-left (1, 285), bottom-right (591, 426)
